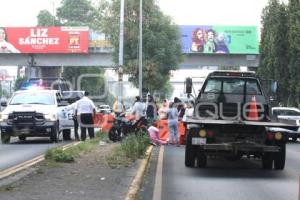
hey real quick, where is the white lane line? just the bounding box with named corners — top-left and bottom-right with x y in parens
top-left (298, 175), bottom-right (300, 200)
top-left (152, 145), bottom-right (164, 200)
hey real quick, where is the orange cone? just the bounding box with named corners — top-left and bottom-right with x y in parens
top-left (248, 96), bottom-right (258, 121)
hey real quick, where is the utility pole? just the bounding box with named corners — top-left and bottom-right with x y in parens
top-left (138, 0), bottom-right (143, 98)
top-left (118, 0), bottom-right (124, 100)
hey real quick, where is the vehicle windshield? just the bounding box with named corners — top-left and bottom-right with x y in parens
top-left (203, 78), bottom-right (262, 95)
top-left (10, 93), bottom-right (55, 105)
top-left (273, 109), bottom-right (300, 116)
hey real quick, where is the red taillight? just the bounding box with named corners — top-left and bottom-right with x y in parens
top-left (267, 132), bottom-right (274, 140)
top-left (207, 130), bottom-right (214, 137)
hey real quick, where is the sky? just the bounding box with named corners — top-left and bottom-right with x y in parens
top-left (0, 0), bottom-right (278, 27)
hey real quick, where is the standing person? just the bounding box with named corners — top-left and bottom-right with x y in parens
top-left (158, 99), bottom-right (169, 120)
top-left (148, 121), bottom-right (168, 146)
top-left (0, 27), bottom-right (20, 53)
top-left (167, 102), bottom-right (180, 146)
top-left (146, 95), bottom-right (156, 124)
top-left (113, 98), bottom-right (125, 116)
top-left (174, 97), bottom-right (185, 121)
top-left (67, 97), bottom-right (80, 141)
top-left (76, 91), bottom-right (96, 141)
top-left (132, 96), bottom-right (146, 125)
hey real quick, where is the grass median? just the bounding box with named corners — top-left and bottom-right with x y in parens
top-left (106, 132), bottom-right (150, 168)
top-left (44, 131), bottom-right (151, 168)
top-left (45, 131), bottom-right (108, 163)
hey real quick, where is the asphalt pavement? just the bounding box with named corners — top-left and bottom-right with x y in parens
top-left (141, 142), bottom-right (300, 200)
top-left (0, 136), bottom-right (71, 171)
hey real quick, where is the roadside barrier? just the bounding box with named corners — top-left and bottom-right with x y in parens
top-left (157, 119), bottom-right (186, 144)
top-left (93, 113), bottom-right (114, 133)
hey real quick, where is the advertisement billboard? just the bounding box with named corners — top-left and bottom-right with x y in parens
top-left (89, 31), bottom-right (113, 53)
top-left (180, 25), bottom-right (259, 54)
top-left (0, 27), bottom-right (89, 54)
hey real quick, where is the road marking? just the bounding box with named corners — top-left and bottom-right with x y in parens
top-left (0, 141), bottom-right (80, 180)
top-left (125, 145), bottom-right (153, 200)
top-left (298, 174), bottom-right (300, 200)
top-left (153, 145), bottom-right (164, 200)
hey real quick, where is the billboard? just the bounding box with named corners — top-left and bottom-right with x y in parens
top-left (180, 25), bottom-right (259, 54)
top-left (89, 31), bottom-right (113, 52)
top-left (0, 27), bottom-right (89, 54)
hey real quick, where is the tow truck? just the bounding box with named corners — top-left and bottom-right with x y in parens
top-left (184, 71), bottom-right (297, 170)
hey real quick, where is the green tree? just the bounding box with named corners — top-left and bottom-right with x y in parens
top-left (37, 10), bottom-right (61, 26)
top-left (287, 0), bottom-right (300, 107)
top-left (56, 0), bottom-right (100, 29)
top-left (259, 0), bottom-right (289, 105)
top-left (100, 0), bottom-right (182, 94)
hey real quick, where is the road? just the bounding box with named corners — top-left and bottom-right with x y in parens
top-left (0, 136), bottom-right (71, 171)
top-left (141, 141), bottom-right (300, 200)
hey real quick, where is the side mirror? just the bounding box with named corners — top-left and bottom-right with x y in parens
top-left (185, 77), bottom-right (193, 94)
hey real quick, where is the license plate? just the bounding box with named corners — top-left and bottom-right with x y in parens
top-left (192, 137), bottom-right (206, 145)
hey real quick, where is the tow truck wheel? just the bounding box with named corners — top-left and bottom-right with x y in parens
top-left (274, 142), bottom-right (286, 170)
top-left (185, 131), bottom-right (196, 167)
top-left (262, 152), bottom-right (273, 169)
top-left (1, 133), bottom-right (10, 144)
top-left (196, 147), bottom-right (207, 168)
top-left (50, 122), bottom-right (59, 143)
top-left (18, 135), bottom-right (26, 141)
top-left (63, 129), bottom-right (71, 141)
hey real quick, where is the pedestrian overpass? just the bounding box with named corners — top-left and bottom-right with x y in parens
top-left (0, 52), bottom-right (259, 68)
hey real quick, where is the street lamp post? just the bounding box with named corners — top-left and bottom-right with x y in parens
top-left (118, 0), bottom-right (125, 100)
top-left (138, 0), bottom-right (143, 98)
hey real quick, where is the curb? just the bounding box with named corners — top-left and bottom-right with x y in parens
top-left (0, 141), bottom-right (81, 180)
top-left (125, 145), bottom-right (154, 200)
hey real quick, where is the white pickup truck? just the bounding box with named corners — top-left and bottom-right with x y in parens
top-left (0, 90), bottom-right (74, 143)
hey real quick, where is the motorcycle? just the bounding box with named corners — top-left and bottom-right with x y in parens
top-left (108, 113), bottom-right (148, 142)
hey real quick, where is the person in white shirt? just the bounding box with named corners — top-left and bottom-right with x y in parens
top-left (131, 96), bottom-right (145, 120)
top-left (131, 96), bottom-right (147, 127)
top-left (76, 91), bottom-right (96, 141)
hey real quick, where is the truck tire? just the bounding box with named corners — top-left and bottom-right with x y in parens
top-left (274, 143), bottom-right (286, 170)
top-left (50, 123), bottom-right (59, 143)
top-left (196, 147), bottom-right (207, 168)
top-left (262, 152), bottom-right (273, 169)
top-left (18, 135), bottom-right (26, 141)
top-left (62, 129), bottom-right (71, 141)
top-left (185, 131), bottom-right (196, 167)
top-left (1, 133), bottom-right (11, 144)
